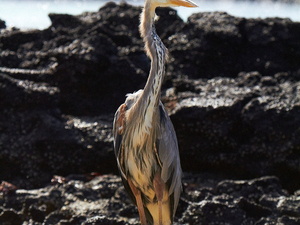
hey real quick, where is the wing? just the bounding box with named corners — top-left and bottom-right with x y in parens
top-left (113, 103), bottom-right (126, 174)
top-left (113, 90), bottom-right (143, 206)
top-left (113, 90), bottom-right (143, 176)
top-left (157, 101), bottom-right (182, 218)
top-left (113, 103), bottom-right (138, 206)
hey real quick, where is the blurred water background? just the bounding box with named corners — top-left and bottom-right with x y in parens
top-left (0, 0), bottom-right (299, 30)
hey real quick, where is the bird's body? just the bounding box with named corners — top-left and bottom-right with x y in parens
top-left (113, 0), bottom-right (197, 224)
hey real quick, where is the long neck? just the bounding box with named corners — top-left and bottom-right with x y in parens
top-left (137, 1), bottom-right (168, 115)
top-left (125, 1), bottom-right (167, 147)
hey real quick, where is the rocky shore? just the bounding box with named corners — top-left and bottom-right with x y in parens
top-left (0, 2), bottom-right (299, 224)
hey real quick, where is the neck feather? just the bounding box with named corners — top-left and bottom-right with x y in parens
top-left (127, 1), bottom-right (168, 134)
top-left (139, 1), bottom-right (168, 104)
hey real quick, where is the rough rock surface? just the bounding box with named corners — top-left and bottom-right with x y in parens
top-left (0, 2), bottom-right (300, 224)
top-left (0, 19), bottom-right (5, 29)
top-left (170, 72), bottom-right (300, 192)
top-left (0, 174), bottom-right (299, 225)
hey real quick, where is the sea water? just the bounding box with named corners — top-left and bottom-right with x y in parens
top-left (0, 0), bottom-right (299, 30)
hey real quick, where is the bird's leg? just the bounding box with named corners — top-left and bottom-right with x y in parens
top-left (128, 177), bottom-right (147, 225)
top-left (153, 170), bottom-right (164, 225)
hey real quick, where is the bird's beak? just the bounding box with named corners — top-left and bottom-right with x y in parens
top-left (169, 0), bottom-right (198, 7)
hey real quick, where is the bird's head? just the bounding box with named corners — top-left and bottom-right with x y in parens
top-left (149, 0), bottom-right (198, 8)
top-left (140, 0), bottom-right (197, 39)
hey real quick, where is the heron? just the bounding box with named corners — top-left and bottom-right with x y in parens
top-left (113, 0), bottom-right (197, 224)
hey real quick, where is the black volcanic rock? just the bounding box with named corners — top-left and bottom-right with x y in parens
top-left (0, 174), bottom-right (299, 224)
top-left (0, 2), bottom-right (300, 224)
top-left (168, 71), bottom-right (300, 192)
top-left (0, 19), bottom-right (5, 29)
top-left (167, 12), bottom-right (300, 79)
top-left (49, 13), bottom-right (83, 29)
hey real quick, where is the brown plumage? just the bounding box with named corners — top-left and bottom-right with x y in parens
top-left (113, 0), bottom-right (197, 224)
